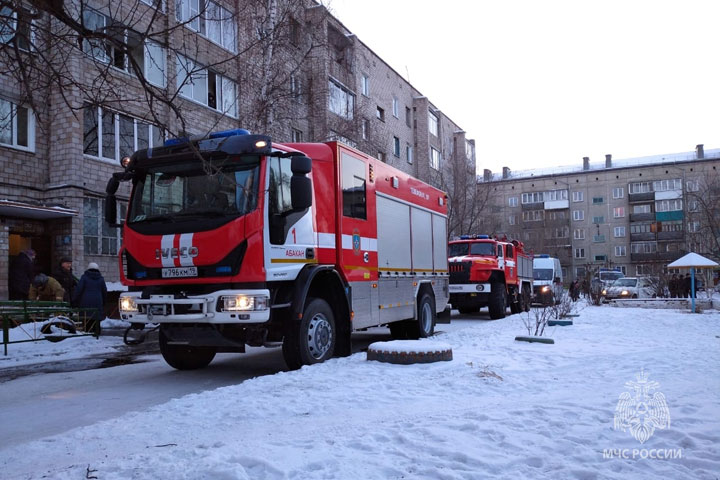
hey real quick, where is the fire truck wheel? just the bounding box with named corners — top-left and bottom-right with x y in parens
top-left (283, 298), bottom-right (336, 370)
top-left (406, 292), bottom-right (435, 339)
top-left (488, 282), bottom-right (507, 320)
top-left (159, 329), bottom-right (217, 370)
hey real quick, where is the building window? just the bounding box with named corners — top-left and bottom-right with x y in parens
top-left (327, 79), bottom-right (355, 120)
top-left (176, 0), bottom-right (237, 52)
top-left (686, 180), bottom-right (700, 192)
top-left (177, 55), bottom-right (238, 117)
top-left (629, 181), bottom-right (652, 194)
top-left (0, 4), bottom-right (35, 51)
top-left (593, 234), bottom-right (605, 243)
top-left (631, 242), bottom-right (657, 254)
top-left (633, 204), bottom-right (651, 214)
top-left (548, 211), bottom-right (566, 220)
top-left (614, 245), bottom-right (626, 257)
top-left (291, 128), bottom-right (303, 142)
top-left (0, 98), bottom-right (34, 151)
top-left (362, 118), bottom-right (369, 140)
top-left (522, 210), bottom-right (544, 222)
top-left (361, 74), bottom-right (369, 96)
top-left (290, 74), bottom-right (302, 98)
top-left (575, 267), bottom-right (586, 278)
top-left (655, 199), bottom-right (682, 212)
top-left (614, 226), bottom-right (626, 237)
top-left (592, 196), bottom-right (604, 205)
top-left (405, 107), bottom-right (411, 127)
top-left (84, 197), bottom-right (125, 255)
top-left (508, 197), bottom-right (518, 207)
top-left (592, 216), bottom-right (604, 224)
top-left (430, 147), bottom-right (440, 170)
top-left (83, 105), bottom-right (164, 161)
top-left (376, 106), bottom-right (385, 122)
top-left (377, 152), bottom-right (386, 163)
top-left (288, 17), bottom-right (300, 45)
top-left (573, 210), bottom-right (585, 221)
top-left (594, 255), bottom-right (607, 262)
top-left (612, 187), bottom-right (624, 199)
top-left (392, 97), bottom-right (399, 118)
top-left (688, 199), bottom-right (698, 212)
top-left (406, 144), bottom-right (413, 164)
top-left (688, 221), bottom-right (700, 233)
top-left (613, 207), bottom-right (625, 218)
top-left (428, 110), bottom-right (439, 136)
top-left (652, 178), bottom-right (682, 192)
top-left (574, 248), bottom-right (585, 259)
top-left (509, 215), bottom-right (517, 225)
top-left (521, 192), bottom-right (544, 204)
top-left (465, 140), bottom-right (474, 159)
top-left (393, 136), bottom-right (400, 157)
top-left (573, 228), bottom-right (585, 240)
top-left (572, 191), bottom-right (584, 202)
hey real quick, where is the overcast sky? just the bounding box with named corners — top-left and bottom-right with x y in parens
top-left (324, 0), bottom-right (720, 174)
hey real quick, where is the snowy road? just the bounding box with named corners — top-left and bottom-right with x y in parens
top-left (0, 315), bottom-right (486, 447)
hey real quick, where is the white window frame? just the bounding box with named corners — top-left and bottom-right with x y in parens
top-left (83, 105), bottom-right (164, 162)
top-left (0, 98), bottom-right (35, 152)
top-left (688, 221), bottom-right (700, 233)
top-left (140, 0), bottom-right (166, 11)
top-left (428, 110), bottom-right (439, 136)
top-left (509, 215), bottom-right (516, 225)
top-left (430, 147), bottom-right (440, 170)
top-left (0, 5), bottom-right (35, 51)
top-left (613, 207), bottom-right (625, 218)
top-left (573, 228), bottom-right (585, 240)
top-left (361, 74), bottom-right (369, 96)
top-left (291, 128), bottom-right (303, 142)
top-left (614, 226), bottom-right (626, 237)
top-left (176, 0), bottom-right (237, 52)
top-left (393, 136), bottom-right (400, 157)
top-left (612, 187), bottom-right (624, 199)
top-left (573, 209), bottom-right (585, 221)
top-left (84, 197), bottom-right (126, 256)
top-left (508, 197), bottom-right (518, 207)
top-left (574, 248), bottom-right (585, 259)
top-left (614, 245), bottom-right (626, 257)
top-left (655, 199), bottom-right (683, 212)
top-left (177, 55), bottom-right (238, 117)
top-left (686, 180), bottom-right (700, 192)
top-left (572, 191), bottom-right (584, 202)
top-left (406, 144), bottom-right (413, 164)
top-left (392, 97), bottom-right (399, 118)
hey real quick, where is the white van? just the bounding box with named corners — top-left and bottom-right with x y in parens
top-left (532, 255), bottom-right (563, 304)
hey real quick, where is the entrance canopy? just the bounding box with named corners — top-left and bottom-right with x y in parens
top-left (0, 200), bottom-right (77, 220)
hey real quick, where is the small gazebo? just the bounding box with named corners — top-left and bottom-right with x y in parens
top-left (667, 252), bottom-right (719, 313)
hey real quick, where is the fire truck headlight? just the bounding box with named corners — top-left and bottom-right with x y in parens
top-left (541, 286), bottom-right (550, 293)
top-left (621, 290), bottom-right (629, 296)
top-left (119, 295), bottom-right (138, 313)
top-left (222, 295), bottom-right (269, 312)
top-left (602, 289), bottom-right (607, 295)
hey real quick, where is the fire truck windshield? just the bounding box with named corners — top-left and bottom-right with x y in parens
top-left (127, 160), bottom-right (260, 223)
top-left (448, 242), bottom-right (495, 257)
top-left (533, 269), bottom-right (554, 280)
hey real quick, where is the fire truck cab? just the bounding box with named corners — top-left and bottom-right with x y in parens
top-left (105, 129), bottom-right (449, 370)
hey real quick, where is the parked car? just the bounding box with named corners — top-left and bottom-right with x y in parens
top-left (602, 277), bottom-right (655, 300)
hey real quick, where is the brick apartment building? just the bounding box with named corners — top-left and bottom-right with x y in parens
top-left (0, 0), bottom-right (476, 299)
top-left (480, 145), bottom-right (720, 284)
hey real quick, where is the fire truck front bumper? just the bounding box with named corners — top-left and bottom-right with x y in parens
top-left (448, 283), bottom-right (491, 293)
top-left (118, 289), bottom-right (271, 324)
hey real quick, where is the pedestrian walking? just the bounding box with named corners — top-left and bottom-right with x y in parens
top-left (669, 274), bottom-right (678, 298)
top-left (569, 280), bottom-right (579, 302)
top-left (72, 262), bottom-right (107, 333)
top-left (52, 256), bottom-right (79, 304)
top-left (28, 273), bottom-right (65, 301)
top-left (9, 248), bottom-right (36, 300)
top-left (683, 274), bottom-right (692, 298)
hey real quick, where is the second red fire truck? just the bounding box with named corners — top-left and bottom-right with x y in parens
top-left (105, 129), bottom-right (449, 370)
top-left (447, 235), bottom-right (533, 318)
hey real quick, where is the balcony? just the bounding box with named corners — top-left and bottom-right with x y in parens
top-left (630, 232), bottom-right (655, 242)
top-left (628, 192), bottom-right (654, 203)
top-left (656, 211), bottom-right (684, 222)
top-left (521, 201), bottom-right (544, 211)
top-left (629, 212), bottom-right (654, 222)
top-left (630, 251), bottom-right (684, 262)
top-left (657, 231), bottom-right (683, 241)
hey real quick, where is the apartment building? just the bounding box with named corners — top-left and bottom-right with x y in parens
top-left (0, 0), bottom-right (475, 298)
top-left (480, 146), bottom-right (720, 283)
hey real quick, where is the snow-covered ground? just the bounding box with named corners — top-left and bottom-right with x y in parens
top-left (1, 304), bottom-right (719, 479)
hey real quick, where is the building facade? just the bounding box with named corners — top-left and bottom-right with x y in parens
top-left (0, 0), bottom-right (475, 299)
top-left (480, 146), bottom-right (720, 283)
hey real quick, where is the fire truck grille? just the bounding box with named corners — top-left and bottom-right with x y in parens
top-left (449, 261), bottom-right (471, 284)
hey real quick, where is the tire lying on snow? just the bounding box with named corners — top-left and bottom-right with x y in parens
top-left (367, 340), bottom-right (453, 364)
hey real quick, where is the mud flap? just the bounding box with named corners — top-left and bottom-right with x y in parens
top-left (437, 306), bottom-right (452, 324)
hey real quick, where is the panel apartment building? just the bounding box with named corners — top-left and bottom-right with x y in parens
top-left (479, 145), bottom-right (720, 283)
top-left (0, 0), bottom-right (476, 299)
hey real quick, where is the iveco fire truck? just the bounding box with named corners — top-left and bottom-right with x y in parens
top-left (105, 129), bottom-right (449, 370)
top-left (447, 235), bottom-right (533, 319)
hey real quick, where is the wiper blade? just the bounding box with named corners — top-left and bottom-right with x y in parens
top-left (131, 214), bottom-right (175, 223)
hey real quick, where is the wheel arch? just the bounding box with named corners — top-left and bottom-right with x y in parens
top-left (291, 265), bottom-right (351, 356)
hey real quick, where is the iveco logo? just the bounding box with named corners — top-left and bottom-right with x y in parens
top-left (155, 246), bottom-right (199, 259)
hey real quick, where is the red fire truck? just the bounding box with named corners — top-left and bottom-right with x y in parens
top-left (447, 235), bottom-right (533, 319)
top-left (105, 129), bottom-right (449, 370)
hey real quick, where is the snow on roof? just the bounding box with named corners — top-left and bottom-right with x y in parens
top-left (482, 147), bottom-right (720, 181)
top-left (668, 252), bottom-right (720, 268)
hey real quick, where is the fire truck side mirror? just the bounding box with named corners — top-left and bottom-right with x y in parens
top-left (105, 194), bottom-right (119, 227)
top-left (291, 176), bottom-right (312, 210)
top-left (290, 155), bottom-right (312, 174)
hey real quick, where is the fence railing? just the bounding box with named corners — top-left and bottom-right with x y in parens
top-left (0, 301), bottom-right (100, 356)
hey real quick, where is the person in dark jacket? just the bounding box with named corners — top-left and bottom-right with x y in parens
top-left (28, 273), bottom-right (65, 301)
top-left (72, 262), bottom-right (107, 333)
top-left (52, 257), bottom-right (78, 304)
top-left (9, 249), bottom-right (36, 300)
top-left (683, 274), bottom-right (692, 298)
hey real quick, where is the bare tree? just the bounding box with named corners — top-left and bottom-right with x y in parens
top-left (685, 171), bottom-right (720, 263)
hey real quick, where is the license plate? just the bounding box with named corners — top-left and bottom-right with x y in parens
top-left (161, 266), bottom-right (198, 278)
